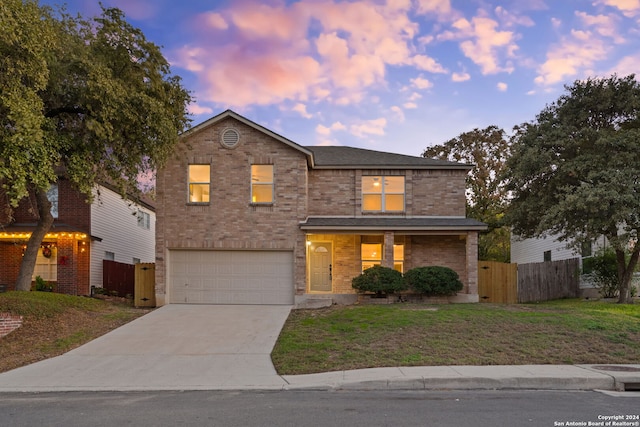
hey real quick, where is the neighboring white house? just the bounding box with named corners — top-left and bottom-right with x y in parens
top-left (511, 233), bottom-right (608, 266)
top-left (90, 184), bottom-right (156, 288)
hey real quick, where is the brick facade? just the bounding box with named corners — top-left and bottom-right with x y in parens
top-left (156, 111), bottom-right (483, 305)
top-left (0, 178), bottom-right (91, 294)
top-left (0, 312), bottom-right (23, 338)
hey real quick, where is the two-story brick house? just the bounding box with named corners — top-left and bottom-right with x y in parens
top-left (155, 110), bottom-right (485, 306)
top-left (0, 181), bottom-right (155, 295)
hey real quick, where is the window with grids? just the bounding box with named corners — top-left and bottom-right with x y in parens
top-left (188, 164), bottom-right (210, 203)
top-left (362, 176), bottom-right (405, 212)
top-left (251, 165), bottom-right (274, 203)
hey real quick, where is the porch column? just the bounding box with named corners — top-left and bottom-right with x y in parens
top-left (382, 231), bottom-right (394, 268)
top-left (466, 231), bottom-right (479, 296)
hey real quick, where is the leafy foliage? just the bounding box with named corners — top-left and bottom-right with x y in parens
top-left (423, 126), bottom-right (511, 262)
top-left (351, 265), bottom-right (407, 296)
top-left (404, 266), bottom-right (463, 296)
top-left (505, 75), bottom-right (640, 303)
top-left (0, 2), bottom-right (192, 290)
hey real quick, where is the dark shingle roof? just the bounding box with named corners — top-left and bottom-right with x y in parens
top-left (304, 146), bottom-right (472, 169)
top-left (300, 217), bottom-right (487, 231)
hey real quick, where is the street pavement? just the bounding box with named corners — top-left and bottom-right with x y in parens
top-left (0, 304), bottom-right (638, 393)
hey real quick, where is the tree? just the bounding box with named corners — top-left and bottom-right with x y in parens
top-left (422, 126), bottom-right (512, 261)
top-left (505, 75), bottom-right (640, 304)
top-left (0, 1), bottom-right (192, 291)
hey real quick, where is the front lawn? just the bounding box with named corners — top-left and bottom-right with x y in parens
top-left (271, 300), bottom-right (640, 375)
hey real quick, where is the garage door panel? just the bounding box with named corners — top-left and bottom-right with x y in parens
top-left (169, 250), bottom-right (293, 305)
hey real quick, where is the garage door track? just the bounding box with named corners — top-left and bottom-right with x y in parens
top-left (0, 304), bottom-right (292, 392)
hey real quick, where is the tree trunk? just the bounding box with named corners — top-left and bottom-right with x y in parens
top-left (616, 246), bottom-right (639, 304)
top-left (14, 189), bottom-right (54, 291)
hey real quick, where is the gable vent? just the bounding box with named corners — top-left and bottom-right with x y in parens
top-left (220, 128), bottom-right (240, 149)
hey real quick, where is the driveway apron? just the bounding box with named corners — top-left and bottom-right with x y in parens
top-left (0, 304), bottom-right (292, 392)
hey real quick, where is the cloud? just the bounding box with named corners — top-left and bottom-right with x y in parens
top-left (171, 0), bottom-right (452, 110)
top-left (439, 15), bottom-right (518, 74)
top-left (391, 106), bottom-right (405, 121)
top-left (316, 121), bottom-right (346, 136)
top-left (497, 82), bottom-right (508, 91)
top-left (411, 76), bottom-right (433, 89)
top-left (292, 103), bottom-right (313, 118)
top-left (575, 11), bottom-right (624, 43)
top-left (595, 0), bottom-right (640, 17)
top-left (606, 53), bottom-right (640, 76)
top-left (201, 12), bottom-right (228, 30)
top-left (413, 55), bottom-right (448, 73)
top-left (535, 32), bottom-right (609, 86)
top-left (452, 71), bottom-right (470, 82)
top-left (188, 103), bottom-right (214, 116)
top-left (403, 102), bottom-right (418, 109)
top-left (350, 118), bottom-right (387, 137)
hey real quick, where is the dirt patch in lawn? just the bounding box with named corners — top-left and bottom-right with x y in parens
top-left (0, 292), bottom-right (152, 374)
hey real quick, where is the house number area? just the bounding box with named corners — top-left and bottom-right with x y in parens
top-left (553, 415), bottom-right (640, 427)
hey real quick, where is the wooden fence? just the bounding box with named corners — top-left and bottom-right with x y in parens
top-left (103, 260), bottom-right (134, 297)
top-left (477, 258), bottom-right (580, 303)
top-left (103, 261), bottom-right (156, 307)
top-left (517, 258), bottom-right (580, 303)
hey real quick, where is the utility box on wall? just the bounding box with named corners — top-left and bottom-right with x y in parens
top-left (135, 263), bottom-right (156, 308)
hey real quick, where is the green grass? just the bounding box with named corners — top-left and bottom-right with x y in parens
top-left (271, 300), bottom-right (640, 375)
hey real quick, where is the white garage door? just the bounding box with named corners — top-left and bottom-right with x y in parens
top-left (169, 250), bottom-right (294, 305)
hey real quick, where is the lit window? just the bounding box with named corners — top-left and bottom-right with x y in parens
top-left (188, 165), bottom-right (210, 203)
top-left (251, 165), bottom-right (274, 203)
top-left (362, 176), bottom-right (404, 212)
top-left (393, 244), bottom-right (404, 273)
top-left (361, 243), bottom-right (382, 271)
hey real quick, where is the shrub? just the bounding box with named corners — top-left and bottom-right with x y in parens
top-left (351, 265), bottom-right (407, 296)
top-left (404, 266), bottom-right (463, 296)
top-left (582, 248), bottom-right (619, 298)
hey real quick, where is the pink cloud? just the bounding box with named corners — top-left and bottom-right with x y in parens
top-left (535, 34), bottom-right (608, 85)
top-left (110, 0), bottom-right (157, 20)
top-left (350, 118), bottom-right (387, 138)
top-left (595, 0), bottom-right (640, 17)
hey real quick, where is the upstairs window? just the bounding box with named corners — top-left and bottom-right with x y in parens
top-left (137, 210), bottom-right (150, 229)
top-left (47, 184), bottom-right (58, 218)
top-left (251, 165), bottom-right (274, 203)
top-left (188, 164), bottom-right (210, 203)
top-left (362, 176), bottom-right (404, 212)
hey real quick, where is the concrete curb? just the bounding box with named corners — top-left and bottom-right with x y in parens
top-left (280, 365), bottom-right (636, 392)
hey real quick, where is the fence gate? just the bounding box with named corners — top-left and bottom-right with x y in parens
top-left (478, 261), bottom-right (518, 304)
top-left (134, 263), bottom-right (156, 308)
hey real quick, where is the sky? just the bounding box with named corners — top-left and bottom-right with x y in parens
top-left (39, 0), bottom-right (640, 156)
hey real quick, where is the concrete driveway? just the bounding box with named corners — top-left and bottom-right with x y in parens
top-left (0, 304), bottom-right (292, 392)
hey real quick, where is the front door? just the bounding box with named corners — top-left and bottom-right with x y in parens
top-left (309, 242), bottom-right (332, 292)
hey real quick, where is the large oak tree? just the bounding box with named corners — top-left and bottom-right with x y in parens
top-left (505, 75), bottom-right (640, 303)
top-left (0, 1), bottom-right (192, 291)
top-left (423, 126), bottom-right (512, 262)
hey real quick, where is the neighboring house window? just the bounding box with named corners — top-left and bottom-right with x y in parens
top-left (251, 165), bottom-right (274, 203)
top-left (33, 245), bottom-right (57, 281)
top-left (137, 210), bottom-right (150, 229)
top-left (581, 241), bottom-right (592, 258)
top-left (188, 164), bottom-right (210, 203)
top-left (393, 244), bottom-right (404, 273)
top-left (543, 250), bottom-right (551, 262)
top-left (133, 257), bottom-right (141, 264)
top-left (361, 243), bottom-right (382, 271)
top-left (105, 251), bottom-right (115, 261)
top-left (47, 184), bottom-right (58, 218)
top-left (362, 176), bottom-right (405, 212)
